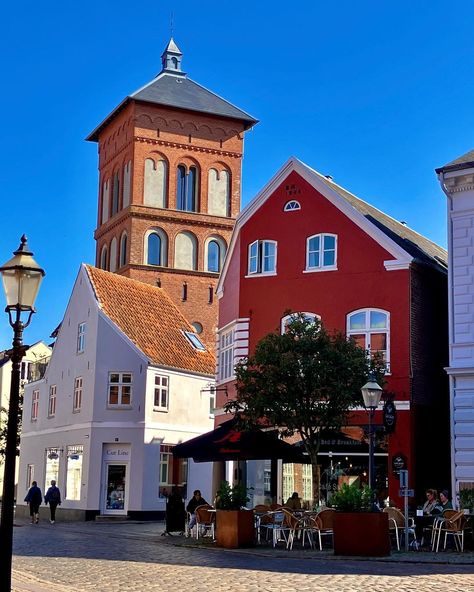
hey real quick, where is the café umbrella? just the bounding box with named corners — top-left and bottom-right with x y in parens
top-left (172, 418), bottom-right (305, 463)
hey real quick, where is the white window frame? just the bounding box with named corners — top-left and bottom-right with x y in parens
top-left (31, 389), bottom-right (39, 421)
top-left (346, 308), bottom-right (390, 372)
top-left (153, 374), bottom-right (169, 412)
top-left (247, 240), bottom-right (277, 276)
top-left (73, 377), bottom-right (83, 412)
top-left (218, 327), bottom-right (235, 382)
top-left (304, 233), bottom-right (337, 272)
top-left (77, 322), bottom-right (86, 354)
top-left (66, 445), bottom-right (84, 501)
top-left (280, 312), bottom-right (321, 334)
top-left (107, 372), bottom-right (133, 408)
top-left (283, 200), bottom-right (301, 212)
top-left (48, 385), bottom-right (56, 418)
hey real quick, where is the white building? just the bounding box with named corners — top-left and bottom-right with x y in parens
top-left (0, 341), bottom-right (51, 495)
top-left (437, 150), bottom-right (474, 501)
top-left (17, 265), bottom-right (215, 520)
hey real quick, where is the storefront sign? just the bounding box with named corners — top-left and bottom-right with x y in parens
top-left (103, 444), bottom-right (130, 461)
top-left (392, 453), bottom-right (407, 476)
top-left (383, 399), bottom-right (397, 433)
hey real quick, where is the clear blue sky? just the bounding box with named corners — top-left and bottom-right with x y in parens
top-left (1, 1), bottom-right (473, 350)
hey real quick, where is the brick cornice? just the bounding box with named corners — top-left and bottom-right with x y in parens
top-left (128, 263), bottom-right (219, 280)
top-left (134, 135), bottom-right (242, 158)
top-left (100, 138), bottom-right (134, 170)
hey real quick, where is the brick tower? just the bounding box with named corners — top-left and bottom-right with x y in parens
top-left (87, 39), bottom-right (257, 347)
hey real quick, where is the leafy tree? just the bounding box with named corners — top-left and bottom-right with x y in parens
top-left (0, 393), bottom-right (23, 458)
top-left (224, 314), bottom-right (385, 505)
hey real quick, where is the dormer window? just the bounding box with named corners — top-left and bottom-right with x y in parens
top-left (284, 200), bottom-right (301, 212)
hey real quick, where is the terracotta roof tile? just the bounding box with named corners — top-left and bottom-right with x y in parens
top-left (85, 265), bottom-right (215, 376)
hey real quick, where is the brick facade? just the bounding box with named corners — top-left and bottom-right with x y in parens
top-left (89, 60), bottom-right (255, 348)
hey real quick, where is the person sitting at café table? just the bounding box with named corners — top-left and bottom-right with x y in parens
top-left (186, 489), bottom-right (209, 532)
top-left (285, 492), bottom-right (302, 511)
top-left (439, 489), bottom-right (453, 511)
top-left (415, 488), bottom-right (443, 544)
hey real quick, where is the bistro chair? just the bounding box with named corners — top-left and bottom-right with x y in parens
top-left (433, 510), bottom-right (467, 552)
top-left (259, 510), bottom-right (290, 547)
top-left (281, 508), bottom-right (313, 550)
top-left (383, 507), bottom-right (415, 551)
top-left (195, 505), bottom-right (215, 540)
top-left (421, 509), bottom-right (457, 549)
top-left (312, 508), bottom-right (335, 550)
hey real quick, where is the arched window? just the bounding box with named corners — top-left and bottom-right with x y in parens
top-left (208, 168), bottom-right (230, 216)
top-left (205, 236), bottom-right (226, 273)
top-left (109, 238), bottom-right (117, 273)
top-left (100, 245), bottom-right (108, 270)
top-left (111, 172), bottom-right (120, 216)
top-left (281, 312), bottom-right (320, 334)
top-left (101, 179), bottom-right (110, 224)
top-left (175, 231), bottom-right (197, 270)
top-left (119, 233), bottom-right (128, 268)
top-left (171, 57), bottom-right (178, 69)
top-left (284, 200), bottom-right (301, 212)
top-left (144, 158), bottom-right (167, 208)
top-left (347, 309), bottom-right (390, 371)
top-left (305, 234), bottom-right (337, 271)
top-left (145, 229), bottom-right (168, 266)
top-left (176, 165), bottom-right (198, 212)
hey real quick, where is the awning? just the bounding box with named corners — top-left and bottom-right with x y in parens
top-left (173, 418), bottom-right (305, 463)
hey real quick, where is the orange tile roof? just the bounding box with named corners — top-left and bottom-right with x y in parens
top-left (85, 265), bottom-right (215, 375)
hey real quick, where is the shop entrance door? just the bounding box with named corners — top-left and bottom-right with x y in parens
top-left (103, 464), bottom-right (128, 515)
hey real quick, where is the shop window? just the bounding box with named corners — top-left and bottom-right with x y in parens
top-left (45, 448), bottom-right (60, 491)
top-left (66, 445), bottom-right (83, 501)
top-left (159, 445), bottom-right (188, 499)
top-left (282, 463), bottom-right (295, 503)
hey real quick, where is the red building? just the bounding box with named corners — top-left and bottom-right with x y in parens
top-left (215, 157), bottom-right (450, 507)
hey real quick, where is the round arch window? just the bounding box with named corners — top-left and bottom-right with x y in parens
top-left (191, 322), bottom-right (203, 334)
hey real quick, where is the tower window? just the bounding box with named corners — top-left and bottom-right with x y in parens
top-left (207, 240), bottom-right (220, 273)
top-left (148, 233), bottom-right (162, 266)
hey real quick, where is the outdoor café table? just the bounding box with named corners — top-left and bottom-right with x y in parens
top-left (414, 513), bottom-right (439, 546)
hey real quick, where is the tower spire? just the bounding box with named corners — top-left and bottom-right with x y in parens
top-left (160, 38), bottom-right (185, 75)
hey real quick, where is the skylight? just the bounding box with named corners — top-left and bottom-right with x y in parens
top-left (184, 331), bottom-right (206, 351)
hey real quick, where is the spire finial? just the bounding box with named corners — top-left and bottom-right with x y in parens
top-left (160, 37), bottom-right (185, 76)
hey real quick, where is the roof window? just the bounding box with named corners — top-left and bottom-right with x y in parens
top-left (184, 331), bottom-right (206, 351)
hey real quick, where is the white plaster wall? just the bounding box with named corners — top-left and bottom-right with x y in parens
top-left (123, 160), bottom-right (131, 208)
top-left (208, 169), bottom-right (229, 216)
top-left (174, 232), bottom-right (196, 270)
top-left (144, 159), bottom-right (166, 208)
top-left (102, 180), bottom-right (109, 223)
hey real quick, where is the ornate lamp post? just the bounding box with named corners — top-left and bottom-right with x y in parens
top-left (0, 235), bottom-right (44, 591)
top-left (361, 373), bottom-right (382, 493)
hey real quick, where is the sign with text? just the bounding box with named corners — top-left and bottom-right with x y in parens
top-left (399, 488), bottom-right (414, 497)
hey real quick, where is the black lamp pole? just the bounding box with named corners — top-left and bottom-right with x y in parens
top-left (361, 372), bottom-right (382, 496)
top-left (0, 236), bottom-right (44, 592)
top-left (368, 405), bottom-right (376, 492)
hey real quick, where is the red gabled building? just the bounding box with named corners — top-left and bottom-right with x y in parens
top-left (215, 157), bottom-right (450, 507)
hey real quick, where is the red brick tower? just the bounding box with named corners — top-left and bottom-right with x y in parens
top-left (87, 39), bottom-right (257, 347)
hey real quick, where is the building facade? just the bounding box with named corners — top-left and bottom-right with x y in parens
top-left (437, 150), bottom-right (474, 503)
top-left (216, 157), bottom-right (450, 507)
top-left (17, 266), bottom-right (215, 520)
top-left (87, 39), bottom-right (257, 347)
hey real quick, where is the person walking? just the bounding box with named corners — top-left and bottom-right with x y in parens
top-left (44, 480), bottom-right (62, 523)
top-left (24, 481), bottom-right (42, 524)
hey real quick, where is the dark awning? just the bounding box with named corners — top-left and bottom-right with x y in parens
top-left (173, 418), bottom-right (305, 463)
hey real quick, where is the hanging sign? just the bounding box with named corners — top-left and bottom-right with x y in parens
top-left (392, 453), bottom-right (407, 475)
top-left (383, 399), bottom-right (397, 433)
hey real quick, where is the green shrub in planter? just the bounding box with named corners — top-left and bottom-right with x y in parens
top-left (329, 483), bottom-right (374, 512)
top-left (215, 481), bottom-right (250, 510)
top-left (459, 488), bottom-right (474, 511)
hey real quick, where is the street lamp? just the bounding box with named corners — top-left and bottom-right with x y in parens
top-left (361, 372), bottom-right (382, 493)
top-left (0, 235), bottom-right (44, 592)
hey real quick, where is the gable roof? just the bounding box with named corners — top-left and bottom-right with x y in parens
top-left (217, 157), bottom-right (446, 295)
top-left (435, 149), bottom-right (474, 174)
top-left (86, 72), bottom-right (258, 141)
top-left (84, 265), bottom-right (214, 376)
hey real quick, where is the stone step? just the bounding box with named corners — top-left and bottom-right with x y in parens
top-left (95, 515), bottom-right (129, 522)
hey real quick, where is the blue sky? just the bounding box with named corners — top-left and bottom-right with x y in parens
top-left (1, 1), bottom-right (473, 350)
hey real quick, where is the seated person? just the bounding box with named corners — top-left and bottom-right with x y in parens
top-left (186, 489), bottom-right (209, 531)
top-left (422, 489), bottom-right (442, 515)
top-left (285, 491), bottom-right (302, 511)
top-left (439, 489), bottom-right (453, 512)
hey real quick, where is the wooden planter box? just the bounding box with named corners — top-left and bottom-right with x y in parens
top-left (333, 512), bottom-right (390, 556)
top-left (216, 509), bottom-right (255, 548)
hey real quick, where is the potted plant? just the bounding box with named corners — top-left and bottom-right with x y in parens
top-left (215, 481), bottom-right (254, 548)
top-left (459, 488), bottom-right (474, 514)
top-left (330, 483), bottom-right (390, 556)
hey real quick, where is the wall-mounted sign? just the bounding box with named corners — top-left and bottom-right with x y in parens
top-left (102, 444), bottom-right (130, 461)
top-left (392, 453), bottom-right (407, 476)
top-left (383, 399), bottom-right (397, 433)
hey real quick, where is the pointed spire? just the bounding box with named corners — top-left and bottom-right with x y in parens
top-left (160, 38), bottom-right (185, 76)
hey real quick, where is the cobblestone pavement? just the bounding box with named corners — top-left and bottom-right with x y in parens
top-left (10, 520), bottom-right (474, 592)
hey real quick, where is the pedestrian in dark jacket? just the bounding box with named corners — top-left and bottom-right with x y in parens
top-left (44, 480), bottom-right (61, 524)
top-left (24, 481), bottom-right (42, 524)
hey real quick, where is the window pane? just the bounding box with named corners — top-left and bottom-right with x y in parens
top-left (148, 234), bottom-right (161, 266)
top-left (309, 236), bottom-right (320, 252)
top-left (110, 374), bottom-right (119, 383)
top-left (208, 241), bottom-right (220, 272)
top-left (351, 334), bottom-right (367, 349)
top-left (162, 377), bottom-right (168, 387)
top-left (370, 311), bottom-right (387, 329)
top-left (323, 235), bottom-right (335, 250)
top-left (323, 249), bottom-right (335, 266)
top-left (177, 166), bottom-right (186, 210)
top-left (249, 242), bottom-right (258, 273)
top-left (349, 312), bottom-right (366, 330)
top-left (121, 386), bottom-right (131, 405)
top-left (122, 374), bottom-right (132, 383)
top-left (263, 242), bottom-right (275, 272)
top-left (161, 390), bottom-right (167, 407)
top-left (109, 386), bottom-right (119, 404)
top-left (370, 333), bottom-right (387, 352)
